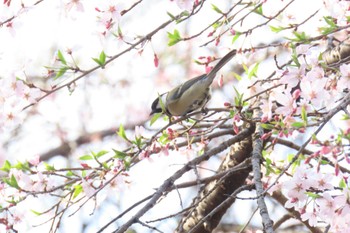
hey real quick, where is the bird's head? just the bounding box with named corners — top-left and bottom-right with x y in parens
top-left (150, 93), bottom-right (167, 115)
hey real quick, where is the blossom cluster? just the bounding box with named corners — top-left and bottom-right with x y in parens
top-left (0, 76), bottom-right (41, 133)
top-left (281, 165), bottom-right (350, 232)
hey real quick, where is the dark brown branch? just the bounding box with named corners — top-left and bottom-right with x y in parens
top-left (111, 125), bottom-right (255, 233)
top-left (176, 124), bottom-right (254, 233)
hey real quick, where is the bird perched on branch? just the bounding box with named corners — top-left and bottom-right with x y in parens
top-left (150, 49), bottom-right (237, 116)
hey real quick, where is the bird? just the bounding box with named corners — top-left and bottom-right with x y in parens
top-left (150, 49), bottom-right (237, 116)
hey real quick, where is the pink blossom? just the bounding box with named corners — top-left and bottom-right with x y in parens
top-left (285, 196), bottom-right (304, 209)
top-left (296, 98), bottom-right (312, 115)
top-left (22, 86), bottom-right (41, 104)
top-left (300, 79), bottom-right (328, 109)
top-left (31, 172), bottom-right (49, 192)
top-left (305, 66), bottom-right (324, 82)
top-left (317, 192), bottom-right (336, 218)
top-left (65, 0), bottom-right (84, 12)
top-left (81, 178), bottom-right (96, 198)
top-left (301, 209), bottom-right (318, 226)
top-left (314, 174), bottom-right (334, 190)
top-left (338, 64), bottom-right (350, 90)
top-left (323, 0), bottom-right (350, 26)
top-left (28, 155), bottom-right (40, 166)
top-left (296, 44), bottom-right (312, 55)
top-left (275, 92), bottom-right (296, 116)
top-left (260, 98), bottom-right (273, 120)
top-left (280, 65), bottom-right (305, 88)
top-left (174, 0), bottom-right (194, 11)
top-left (135, 125), bottom-right (145, 138)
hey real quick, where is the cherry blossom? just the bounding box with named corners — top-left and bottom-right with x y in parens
top-left (338, 64), bottom-right (350, 90)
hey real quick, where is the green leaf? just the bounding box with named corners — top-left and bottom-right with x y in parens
top-left (301, 106), bottom-right (307, 124)
top-left (254, 5), bottom-right (263, 15)
top-left (31, 209), bottom-right (43, 216)
top-left (117, 25), bottom-right (123, 37)
top-left (324, 16), bottom-right (336, 27)
top-left (13, 161), bottom-right (30, 171)
top-left (3, 175), bottom-right (20, 189)
top-left (291, 53), bottom-right (301, 67)
top-left (102, 162), bottom-right (109, 169)
top-left (43, 162), bottom-right (55, 171)
top-left (123, 157), bottom-right (132, 170)
top-left (231, 31), bottom-right (241, 44)
top-left (73, 184), bottom-right (83, 199)
top-left (291, 122), bottom-right (304, 128)
top-left (269, 25), bottom-right (285, 33)
top-left (92, 51), bottom-right (106, 67)
top-left (232, 72), bottom-right (242, 81)
top-left (96, 150), bottom-right (109, 158)
top-left (117, 124), bottom-right (128, 141)
top-left (113, 149), bottom-right (128, 160)
top-left (305, 192), bottom-right (321, 199)
top-left (320, 17), bottom-right (338, 35)
top-left (99, 51), bottom-right (106, 65)
top-left (233, 87), bottom-right (244, 107)
top-left (159, 131), bottom-right (170, 144)
top-left (248, 62), bottom-right (259, 79)
top-left (167, 29), bottom-right (181, 46)
top-left (287, 31), bottom-right (310, 43)
top-left (339, 178), bottom-right (347, 189)
top-left (66, 170), bottom-right (74, 177)
top-left (57, 50), bottom-right (67, 65)
top-left (261, 123), bottom-right (275, 130)
top-left (167, 11), bottom-right (176, 20)
top-left (79, 155), bottom-right (93, 161)
top-left (0, 160), bottom-right (12, 173)
top-left (133, 137), bottom-right (143, 148)
top-left (211, 4), bottom-right (223, 14)
top-left (150, 112), bottom-right (162, 126)
top-left (55, 66), bottom-right (68, 80)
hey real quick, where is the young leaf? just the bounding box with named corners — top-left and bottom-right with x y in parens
top-left (167, 11), bottom-right (176, 20)
top-left (99, 51), bottom-right (106, 65)
top-left (73, 184), bottom-right (83, 199)
top-left (167, 29), bottom-right (181, 46)
top-left (254, 5), bottom-right (263, 15)
top-left (79, 154), bottom-right (93, 161)
top-left (117, 124), bottom-right (128, 141)
top-left (248, 62), bottom-right (259, 79)
top-left (3, 175), bottom-right (20, 189)
top-left (55, 67), bottom-right (68, 80)
top-left (301, 106), bottom-right (308, 124)
top-left (92, 51), bottom-right (106, 67)
top-left (57, 50), bottom-right (67, 65)
top-left (113, 149), bottom-right (128, 159)
top-left (0, 160), bottom-right (12, 172)
top-left (150, 112), bottom-right (162, 126)
top-left (269, 25), bottom-right (285, 33)
top-left (96, 150), bottom-right (109, 158)
top-left (231, 31), bottom-right (241, 44)
top-left (43, 162), bottom-right (55, 171)
top-left (233, 87), bottom-right (244, 107)
top-left (211, 4), bottom-right (223, 14)
top-left (291, 122), bottom-right (304, 129)
top-left (31, 209), bottom-right (43, 216)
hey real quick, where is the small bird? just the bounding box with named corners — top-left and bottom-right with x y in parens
top-left (150, 49), bottom-right (237, 116)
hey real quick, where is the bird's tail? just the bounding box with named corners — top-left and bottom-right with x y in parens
top-left (205, 49), bottom-right (237, 83)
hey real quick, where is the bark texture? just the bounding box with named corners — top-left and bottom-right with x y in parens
top-left (176, 129), bottom-right (253, 233)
